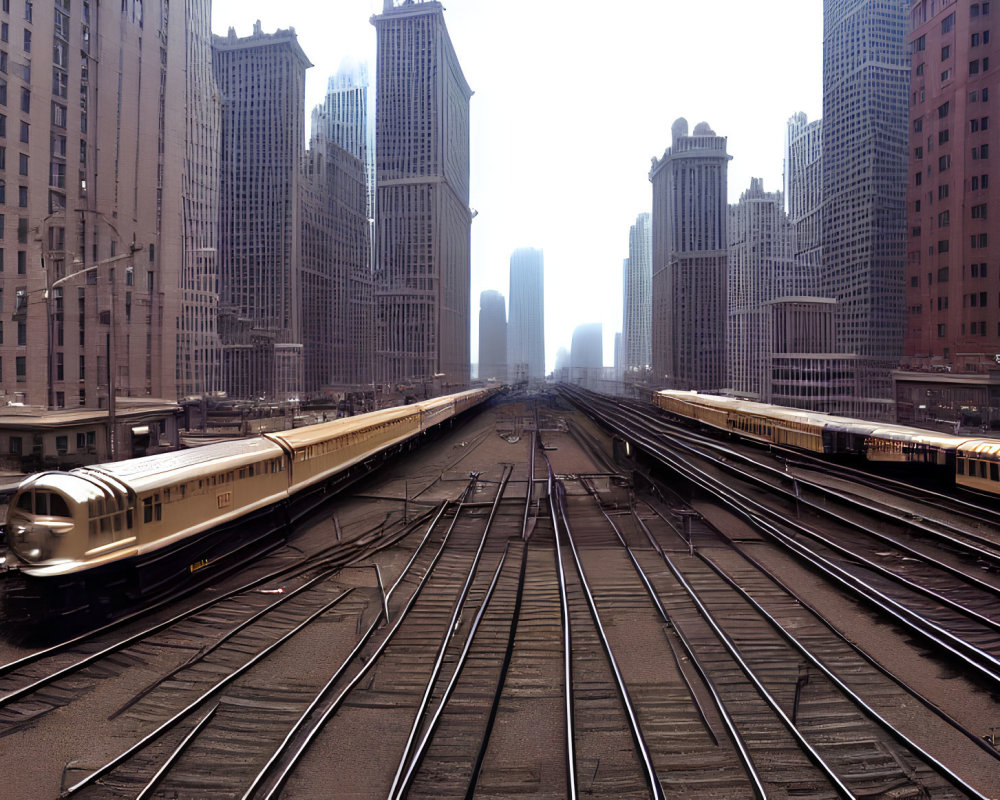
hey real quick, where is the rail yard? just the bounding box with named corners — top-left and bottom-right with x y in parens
top-left (1, 390), bottom-right (999, 798)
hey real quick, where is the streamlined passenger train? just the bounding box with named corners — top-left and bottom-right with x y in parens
top-left (2, 388), bottom-right (494, 623)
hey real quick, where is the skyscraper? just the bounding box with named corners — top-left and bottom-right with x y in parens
top-left (300, 134), bottom-right (372, 391)
top-left (785, 112), bottom-right (823, 297)
top-left (822, 0), bottom-right (909, 419)
top-left (311, 59), bottom-right (375, 222)
top-left (372, 0), bottom-right (472, 388)
top-left (896, 0), bottom-right (1000, 427)
top-left (213, 23), bottom-right (311, 401)
top-left (478, 290), bottom-right (507, 382)
top-left (622, 212), bottom-right (652, 378)
top-left (507, 248), bottom-right (546, 382)
top-left (179, 2), bottom-right (222, 400)
top-left (5, 0), bottom-right (206, 408)
top-left (649, 119), bottom-right (731, 390)
top-left (727, 179), bottom-right (795, 398)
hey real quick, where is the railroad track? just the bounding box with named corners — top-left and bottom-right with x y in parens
top-left (3, 394), bottom-right (998, 798)
top-left (561, 387), bottom-right (1000, 684)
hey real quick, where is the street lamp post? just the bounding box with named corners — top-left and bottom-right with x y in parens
top-left (43, 248), bottom-right (139, 460)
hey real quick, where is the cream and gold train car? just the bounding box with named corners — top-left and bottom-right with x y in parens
top-left (955, 439), bottom-right (1000, 495)
top-left (264, 405), bottom-right (423, 498)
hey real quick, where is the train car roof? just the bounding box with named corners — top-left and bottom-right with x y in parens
top-left (864, 426), bottom-right (973, 447)
top-left (265, 404), bottom-right (420, 450)
top-left (75, 436), bottom-right (287, 492)
top-left (13, 471), bottom-right (110, 505)
top-left (956, 438), bottom-right (1000, 456)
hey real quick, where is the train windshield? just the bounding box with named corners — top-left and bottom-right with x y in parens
top-left (15, 491), bottom-right (72, 518)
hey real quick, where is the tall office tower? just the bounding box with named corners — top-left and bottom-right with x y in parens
top-left (372, 0), bottom-right (472, 389)
top-left (311, 59), bottom-right (375, 222)
top-left (622, 212), bottom-right (652, 378)
top-left (570, 323), bottom-right (603, 368)
top-left (649, 119), bottom-right (731, 390)
top-left (785, 112), bottom-right (823, 296)
top-left (213, 23), bottom-right (311, 401)
top-left (179, 2), bottom-right (222, 400)
top-left (2, 0), bottom-right (202, 408)
top-left (507, 248), bottom-right (546, 383)
top-left (478, 290), bottom-right (507, 382)
top-left (897, 0), bottom-right (1000, 427)
top-left (300, 134), bottom-right (372, 392)
top-left (727, 179), bottom-right (795, 398)
top-left (823, 0), bottom-right (909, 419)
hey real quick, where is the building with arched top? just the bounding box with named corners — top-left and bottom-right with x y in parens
top-left (649, 118), bottom-right (731, 390)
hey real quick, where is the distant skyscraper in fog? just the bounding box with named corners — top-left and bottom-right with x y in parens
top-left (372, 0), bottom-right (472, 387)
top-left (571, 324), bottom-right (603, 368)
top-left (650, 118), bottom-right (730, 390)
top-left (478, 290), bottom-right (507, 382)
top-left (508, 248), bottom-right (546, 382)
top-left (623, 212), bottom-right (652, 376)
top-left (823, 0), bottom-right (909, 419)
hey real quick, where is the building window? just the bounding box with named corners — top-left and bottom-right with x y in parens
top-left (914, 118), bottom-right (923, 132)
top-left (943, 11), bottom-right (955, 32)
top-left (938, 267), bottom-right (950, 281)
top-left (938, 239), bottom-right (950, 253)
top-left (939, 184), bottom-right (950, 199)
top-left (939, 129), bottom-right (950, 144)
top-left (973, 33), bottom-right (982, 46)
top-left (937, 324), bottom-right (947, 337)
top-left (915, 171), bottom-right (923, 186)
top-left (16, 249), bottom-right (24, 273)
top-left (972, 203), bottom-right (988, 218)
top-left (915, 34), bottom-right (926, 51)
top-left (916, 62), bottom-right (925, 76)
top-left (10, 436), bottom-right (21, 455)
top-left (938, 210), bottom-right (950, 226)
top-left (911, 275), bottom-right (919, 287)
top-left (50, 102), bottom-right (65, 128)
top-left (942, 45), bottom-right (952, 61)
top-left (971, 59), bottom-right (981, 74)
top-left (17, 152), bottom-right (25, 174)
top-left (52, 68), bottom-right (67, 99)
top-left (938, 154), bottom-right (951, 170)
top-left (15, 355), bottom-right (23, 381)
top-left (938, 101), bottom-right (950, 118)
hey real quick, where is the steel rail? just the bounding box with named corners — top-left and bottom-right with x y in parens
top-left (555, 480), bottom-right (665, 800)
top-left (710, 529), bottom-right (1000, 762)
top-left (107, 565), bottom-right (363, 721)
top-left (386, 467), bottom-right (513, 800)
top-left (464, 536), bottom-right (530, 799)
top-left (59, 588), bottom-right (355, 798)
top-left (543, 456), bottom-right (579, 800)
top-left (392, 542), bottom-right (512, 799)
top-left (243, 494), bottom-right (462, 800)
top-left (699, 552), bottom-right (993, 799)
top-left (249, 480), bottom-right (483, 800)
top-left (133, 704), bottom-right (219, 800)
top-left (579, 482), bottom-right (771, 794)
top-left (570, 393), bottom-right (1000, 686)
top-left (602, 389), bottom-right (1000, 574)
top-left (0, 503), bottom-right (439, 690)
top-left (655, 549), bottom-right (857, 799)
top-left (573, 386), bottom-right (1000, 562)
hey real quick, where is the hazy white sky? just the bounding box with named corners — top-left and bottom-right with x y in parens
top-left (211, 0), bottom-right (823, 372)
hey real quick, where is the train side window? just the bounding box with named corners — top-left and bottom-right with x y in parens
top-left (981, 461), bottom-right (989, 478)
top-left (143, 497), bottom-right (153, 523)
top-left (991, 463), bottom-right (999, 481)
top-left (958, 458), bottom-right (966, 475)
top-left (16, 491), bottom-right (31, 512)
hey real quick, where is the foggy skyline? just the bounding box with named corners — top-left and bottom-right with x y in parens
top-left (211, 0), bottom-right (824, 372)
